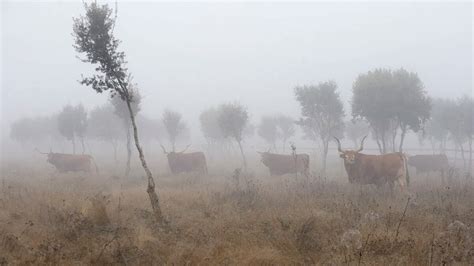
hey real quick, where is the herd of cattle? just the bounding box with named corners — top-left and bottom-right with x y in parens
top-left (36, 136), bottom-right (451, 190)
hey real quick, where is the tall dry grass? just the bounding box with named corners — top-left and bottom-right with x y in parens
top-left (0, 159), bottom-right (473, 265)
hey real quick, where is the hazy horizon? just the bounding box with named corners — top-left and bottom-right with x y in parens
top-left (1, 1), bottom-right (472, 141)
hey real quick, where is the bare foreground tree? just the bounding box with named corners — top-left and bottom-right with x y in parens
top-left (73, 3), bottom-right (164, 224)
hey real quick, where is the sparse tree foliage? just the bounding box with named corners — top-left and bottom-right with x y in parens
top-left (57, 104), bottom-right (88, 154)
top-left (276, 115), bottom-right (295, 152)
top-left (217, 103), bottom-right (249, 168)
top-left (295, 81), bottom-right (344, 175)
top-left (345, 120), bottom-right (370, 150)
top-left (352, 68), bottom-right (431, 153)
top-left (200, 107), bottom-right (224, 146)
top-left (88, 104), bottom-right (123, 162)
top-left (162, 109), bottom-right (188, 152)
top-left (421, 99), bottom-right (451, 153)
top-left (258, 116), bottom-right (279, 150)
top-left (457, 96), bottom-right (473, 173)
top-left (73, 2), bottom-right (164, 223)
top-left (136, 114), bottom-right (165, 145)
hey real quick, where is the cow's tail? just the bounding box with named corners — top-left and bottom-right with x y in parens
top-left (402, 153), bottom-right (410, 187)
top-left (89, 155), bottom-right (99, 174)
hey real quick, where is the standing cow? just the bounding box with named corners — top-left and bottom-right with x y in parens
top-left (37, 149), bottom-right (98, 173)
top-left (258, 152), bottom-right (310, 176)
top-left (161, 145), bottom-right (208, 174)
top-left (334, 136), bottom-right (409, 192)
top-left (407, 154), bottom-right (449, 183)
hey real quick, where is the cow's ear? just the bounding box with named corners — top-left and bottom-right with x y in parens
top-left (339, 153), bottom-right (345, 158)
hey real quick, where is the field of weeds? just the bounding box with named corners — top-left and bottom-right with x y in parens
top-left (1, 160), bottom-right (473, 265)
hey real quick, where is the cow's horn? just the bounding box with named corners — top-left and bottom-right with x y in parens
top-left (333, 137), bottom-right (343, 152)
top-left (160, 144), bottom-right (168, 154)
top-left (35, 148), bottom-right (48, 155)
top-left (178, 144), bottom-right (191, 153)
top-left (357, 135), bottom-right (367, 152)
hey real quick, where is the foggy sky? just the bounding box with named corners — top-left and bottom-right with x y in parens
top-left (1, 1), bottom-right (472, 138)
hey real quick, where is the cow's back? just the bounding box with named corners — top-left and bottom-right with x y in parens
top-left (263, 153), bottom-right (309, 175)
top-left (52, 154), bottom-right (92, 172)
top-left (408, 154), bottom-right (449, 173)
top-left (169, 152), bottom-right (207, 173)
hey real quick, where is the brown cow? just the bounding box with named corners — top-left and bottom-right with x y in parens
top-left (408, 154), bottom-right (449, 183)
top-left (258, 152), bottom-right (310, 176)
top-left (161, 145), bottom-right (208, 174)
top-left (37, 149), bottom-right (98, 173)
top-left (334, 136), bottom-right (409, 191)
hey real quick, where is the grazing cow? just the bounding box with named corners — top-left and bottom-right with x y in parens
top-left (37, 149), bottom-right (98, 173)
top-left (258, 152), bottom-right (310, 176)
top-left (161, 145), bottom-right (208, 174)
top-left (408, 154), bottom-right (449, 183)
top-left (334, 136), bottom-right (409, 191)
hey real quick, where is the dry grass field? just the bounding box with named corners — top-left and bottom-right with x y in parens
top-left (1, 159), bottom-right (473, 265)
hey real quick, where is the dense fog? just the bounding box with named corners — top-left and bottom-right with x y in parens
top-left (2, 2), bottom-right (472, 157)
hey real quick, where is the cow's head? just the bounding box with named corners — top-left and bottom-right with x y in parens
top-left (334, 136), bottom-right (367, 165)
top-left (36, 148), bottom-right (56, 164)
top-left (161, 144), bottom-right (190, 159)
top-left (257, 148), bottom-right (273, 165)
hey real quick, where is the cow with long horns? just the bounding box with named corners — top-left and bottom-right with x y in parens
top-left (37, 149), bottom-right (99, 174)
top-left (258, 151), bottom-right (310, 176)
top-left (333, 136), bottom-right (409, 191)
top-left (161, 145), bottom-right (208, 174)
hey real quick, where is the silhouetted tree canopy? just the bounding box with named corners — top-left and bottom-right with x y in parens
top-left (217, 103), bottom-right (249, 168)
top-left (57, 104), bottom-right (88, 154)
top-left (352, 68), bottom-right (431, 153)
top-left (345, 120), bottom-right (370, 150)
top-left (295, 81), bottom-right (344, 174)
top-left (162, 109), bottom-right (188, 152)
top-left (88, 104), bottom-right (123, 161)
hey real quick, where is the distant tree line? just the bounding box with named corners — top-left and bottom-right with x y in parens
top-left (10, 70), bottom-right (473, 177)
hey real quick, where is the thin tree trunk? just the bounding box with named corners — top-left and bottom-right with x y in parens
top-left (72, 137), bottom-right (76, 154)
top-left (469, 137), bottom-right (472, 177)
top-left (125, 126), bottom-right (131, 177)
top-left (391, 129), bottom-right (397, 153)
top-left (375, 137), bottom-right (383, 155)
top-left (322, 139), bottom-right (328, 176)
top-left (454, 142), bottom-right (458, 167)
top-left (399, 125), bottom-right (407, 152)
top-left (460, 142), bottom-right (466, 171)
top-left (125, 99), bottom-right (164, 224)
top-left (81, 137), bottom-right (85, 154)
top-left (237, 140), bottom-right (247, 169)
top-left (282, 138), bottom-right (287, 152)
top-left (381, 132), bottom-right (387, 154)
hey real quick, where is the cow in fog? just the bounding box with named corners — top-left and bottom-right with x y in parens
top-left (408, 154), bottom-right (449, 183)
top-left (161, 145), bottom-right (208, 174)
top-left (334, 136), bottom-right (409, 191)
top-left (258, 152), bottom-right (310, 176)
top-left (36, 149), bottom-right (98, 173)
